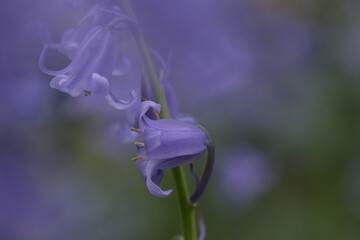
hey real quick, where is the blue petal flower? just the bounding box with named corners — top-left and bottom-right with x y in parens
top-left (133, 101), bottom-right (207, 197)
top-left (39, 4), bottom-right (137, 110)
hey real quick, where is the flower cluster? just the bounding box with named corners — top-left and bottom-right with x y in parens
top-left (39, 1), bottom-right (213, 200)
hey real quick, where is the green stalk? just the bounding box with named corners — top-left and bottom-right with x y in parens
top-left (172, 167), bottom-right (197, 240)
top-left (119, 1), bottom-right (197, 239)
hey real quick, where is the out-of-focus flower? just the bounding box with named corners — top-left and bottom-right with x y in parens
top-left (54, 2), bottom-right (129, 59)
top-left (39, 3), bottom-right (137, 110)
top-left (218, 148), bottom-right (277, 207)
top-left (132, 101), bottom-right (207, 197)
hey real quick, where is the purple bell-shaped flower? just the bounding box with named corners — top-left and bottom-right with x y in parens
top-left (132, 101), bottom-right (207, 197)
top-left (39, 4), bottom-right (137, 110)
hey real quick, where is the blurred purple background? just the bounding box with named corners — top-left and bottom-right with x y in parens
top-left (1, 0), bottom-right (360, 239)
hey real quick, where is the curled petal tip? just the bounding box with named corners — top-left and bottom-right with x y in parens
top-left (146, 177), bottom-right (173, 197)
top-left (50, 75), bottom-right (68, 89)
top-left (39, 45), bottom-right (74, 76)
top-left (106, 90), bottom-right (137, 110)
top-left (50, 75), bottom-right (82, 97)
top-left (140, 100), bottom-right (161, 117)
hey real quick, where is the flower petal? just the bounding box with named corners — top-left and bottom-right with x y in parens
top-left (145, 127), bottom-right (206, 159)
top-left (106, 90), bottom-right (137, 110)
top-left (50, 74), bottom-right (84, 97)
top-left (39, 45), bottom-right (73, 76)
top-left (136, 156), bottom-right (172, 197)
top-left (39, 27), bottom-right (103, 76)
top-left (84, 73), bottom-right (110, 96)
top-left (145, 176), bottom-right (173, 197)
top-left (158, 153), bottom-right (203, 171)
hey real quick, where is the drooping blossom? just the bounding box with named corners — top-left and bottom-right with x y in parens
top-left (39, 3), bottom-right (137, 110)
top-left (132, 101), bottom-right (207, 197)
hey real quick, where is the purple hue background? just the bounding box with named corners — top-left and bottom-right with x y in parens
top-left (1, 0), bottom-right (360, 239)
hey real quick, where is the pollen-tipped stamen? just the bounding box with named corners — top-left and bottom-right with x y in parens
top-left (131, 155), bottom-right (143, 161)
top-left (134, 141), bottom-right (145, 147)
top-left (130, 127), bottom-right (140, 133)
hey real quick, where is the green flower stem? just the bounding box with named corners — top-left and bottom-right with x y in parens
top-left (119, 1), bottom-right (197, 239)
top-left (172, 167), bottom-right (197, 240)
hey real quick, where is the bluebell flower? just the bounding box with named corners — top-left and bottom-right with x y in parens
top-left (39, 4), bottom-right (137, 110)
top-left (132, 101), bottom-right (207, 197)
